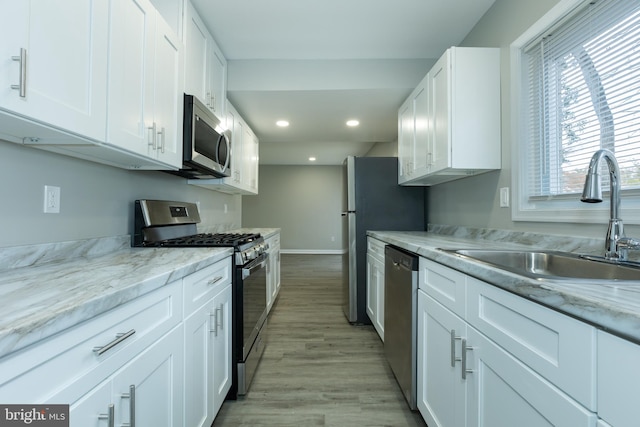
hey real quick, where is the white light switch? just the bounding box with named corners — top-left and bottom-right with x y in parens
top-left (499, 187), bottom-right (510, 208)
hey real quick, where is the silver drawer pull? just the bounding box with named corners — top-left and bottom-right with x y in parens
top-left (11, 48), bottom-right (27, 97)
top-left (207, 276), bottom-right (223, 286)
top-left (93, 329), bottom-right (136, 356)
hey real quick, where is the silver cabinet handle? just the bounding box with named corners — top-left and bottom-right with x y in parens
top-left (210, 311), bottom-right (218, 335)
top-left (158, 127), bottom-right (165, 153)
top-left (217, 303), bottom-right (223, 331)
top-left (11, 48), bottom-right (27, 97)
top-left (207, 276), bottom-right (223, 286)
top-left (93, 329), bottom-right (136, 356)
top-left (461, 339), bottom-right (474, 380)
top-left (206, 92), bottom-right (211, 106)
top-left (121, 384), bottom-right (136, 427)
top-left (147, 122), bottom-right (157, 149)
top-left (450, 330), bottom-right (461, 367)
top-left (98, 404), bottom-right (115, 427)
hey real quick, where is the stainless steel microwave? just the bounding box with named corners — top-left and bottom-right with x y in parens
top-left (173, 94), bottom-right (231, 179)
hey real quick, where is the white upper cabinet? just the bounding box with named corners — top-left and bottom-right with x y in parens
top-left (398, 79), bottom-right (430, 183)
top-left (399, 47), bottom-right (501, 186)
top-left (0, 0), bottom-right (109, 142)
top-left (107, 0), bottom-right (183, 169)
top-left (184, 1), bottom-right (227, 122)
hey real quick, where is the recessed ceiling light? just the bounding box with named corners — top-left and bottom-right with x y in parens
top-left (346, 120), bottom-right (359, 127)
top-left (309, 157), bottom-right (317, 162)
top-left (276, 120), bottom-right (289, 127)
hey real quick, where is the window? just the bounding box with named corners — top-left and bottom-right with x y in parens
top-left (513, 0), bottom-right (640, 223)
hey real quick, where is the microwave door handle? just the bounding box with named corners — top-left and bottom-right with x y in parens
top-left (219, 134), bottom-right (230, 172)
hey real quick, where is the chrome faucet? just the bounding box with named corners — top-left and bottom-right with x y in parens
top-left (581, 149), bottom-right (640, 261)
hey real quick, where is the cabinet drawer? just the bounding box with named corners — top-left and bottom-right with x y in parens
top-left (367, 237), bottom-right (386, 263)
top-left (183, 257), bottom-right (232, 316)
top-left (466, 280), bottom-right (596, 410)
top-left (419, 258), bottom-right (466, 317)
top-left (266, 234), bottom-right (280, 248)
top-left (0, 281), bottom-right (182, 403)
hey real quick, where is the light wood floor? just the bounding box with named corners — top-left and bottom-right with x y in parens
top-left (213, 254), bottom-right (427, 427)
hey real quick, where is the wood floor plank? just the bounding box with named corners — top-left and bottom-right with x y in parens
top-left (212, 254), bottom-right (427, 427)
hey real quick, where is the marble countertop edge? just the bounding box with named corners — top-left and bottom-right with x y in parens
top-left (368, 230), bottom-right (640, 345)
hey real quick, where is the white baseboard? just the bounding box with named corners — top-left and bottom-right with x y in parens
top-left (280, 249), bottom-right (346, 255)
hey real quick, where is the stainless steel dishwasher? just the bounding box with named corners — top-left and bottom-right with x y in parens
top-left (384, 245), bottom-right (419, 410)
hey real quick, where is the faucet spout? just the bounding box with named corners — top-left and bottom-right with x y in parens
top-left (581, 149), bottom-right (626, 260)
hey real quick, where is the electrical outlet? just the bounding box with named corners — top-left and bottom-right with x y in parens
top-left (499, 187), bottom-right (510, 208)
top-left (44, 185), bottom-right (61, 213)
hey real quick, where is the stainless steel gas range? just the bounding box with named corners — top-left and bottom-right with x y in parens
top-left (132, 199), bottom-right (268, 398)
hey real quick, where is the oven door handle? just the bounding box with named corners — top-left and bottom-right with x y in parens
top-left (242, 253), bottom-right (268, 279)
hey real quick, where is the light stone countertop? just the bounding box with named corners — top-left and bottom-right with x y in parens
top-left (0, 228), bottom-right (281, 360)
top-left (0, 239), bottom-right (232, 359)
top-left (369, 229), bottom-right (640, 345)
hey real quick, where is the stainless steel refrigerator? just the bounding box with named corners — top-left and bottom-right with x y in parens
top-left (341, 156), bottom-right (426, 324)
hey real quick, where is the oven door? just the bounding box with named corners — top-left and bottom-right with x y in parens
top-left (240, 252), bottom-right (268, 362)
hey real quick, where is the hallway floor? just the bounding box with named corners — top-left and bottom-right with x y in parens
top-left (212, 254), bottom-right (427, 427)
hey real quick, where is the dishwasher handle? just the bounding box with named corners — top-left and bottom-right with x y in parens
top-left (385, 245), bottom-right (419, 272)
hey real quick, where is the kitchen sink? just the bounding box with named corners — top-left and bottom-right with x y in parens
top-left (440, 249), bottom-right (640, 282)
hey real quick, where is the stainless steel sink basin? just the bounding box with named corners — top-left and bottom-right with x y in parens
top-left (440, 249), bottom-right (640, 282)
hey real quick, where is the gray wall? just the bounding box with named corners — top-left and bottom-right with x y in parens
top-left (0, 140), bottom-right (241, 248)
top-left (427, 0), bottom-right (640, 240)
top-left (242, 165), bottom-right (343, 252)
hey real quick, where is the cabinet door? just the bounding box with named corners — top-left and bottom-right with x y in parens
top-left (413, 82), bottom-right (429, 173)
top-left (429, 51), bottom-right (451, 174)
top-left (184, 1), bottom-right (209, 103)
top-left (65, 380), bottom-right (113, 427)
top-left (107, 0), bottom-right (155, 156)
top-left (466, 327), bottom-right (597, 427)
top-left (398, 99), bottom-right (414, 181)
top-left (229, 107), bottom-right (244, 184)
top-left (244, 127), bottom-right (259, 192)
top-left (366, 253), bottom-right (378, 332)
top-left (184, 301), bottom-right (215, 427)
top-left (211, 284), bottom-right (232, 415)
top-left (417, 291), bottom-right (466, 427)
top-left (374, 257), bottom-right (385, 340)
top-left (113, 326), bottom-right (184, 427)
top-left (0, 0), bottom-right (108, 141)
top-left (209, 43), bottom-right (227, 119)
top-left (152, 14), bottom-right (183, 168)
top-left (597, 331), bottom-right (640, 427)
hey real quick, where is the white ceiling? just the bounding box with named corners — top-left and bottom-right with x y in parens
top-left (191, 0), bottom-right (496, 165)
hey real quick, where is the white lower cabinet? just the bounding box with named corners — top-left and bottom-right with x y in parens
top-left (112, 325), bottom-right (184, 427)
top-left (0, 256), bottom-right (234, 427)
top-left (417, 290), bottom-right (466, 427)
top-left (266, 233), bottom-right (281, 313)
top-left (57, 325), bottom-right (183, 427)
top-left (366, 237), bottom-right (386, 340)
top-left (417, 258), bottom-right (598, 427)
top-left (597, 330), bottom-right (640, 427)
top-left (183, 257), bottom-right (233, 427)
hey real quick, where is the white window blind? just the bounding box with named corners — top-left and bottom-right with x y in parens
top-left (523, 0), bottom-right (640, 200)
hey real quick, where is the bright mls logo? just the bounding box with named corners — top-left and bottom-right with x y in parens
top-left (0, 405), bottom-right (69, 426)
